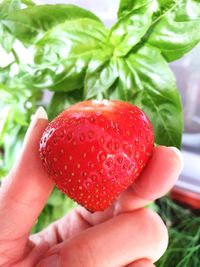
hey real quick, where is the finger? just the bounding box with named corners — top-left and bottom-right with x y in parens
top-left (0, 107), bottom-right (54, 239)
top-left (79, 146), bottom-right (183, 225)
top-left (116, 146), bottom-right (183, 212)
top-left (31, 209), bottom-right (91, 248)
top-left (37, 209), bottom-right (168, 267)
top-left (126, 259), bottom-right (156, 267)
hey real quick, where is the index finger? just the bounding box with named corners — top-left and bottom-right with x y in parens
top-left (0, 107), bottom-right (54, 240)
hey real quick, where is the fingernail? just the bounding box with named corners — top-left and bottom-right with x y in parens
top-left (169, 147), bottom-right (184, 174)
top-left (22, 107), bottom-right (48, 148)
top-left (38, 255), bottom-right (59, 267)
top-left (32, 106), bottom-right (48, 121)
top-left (28, 106), bottom-right (48, 131)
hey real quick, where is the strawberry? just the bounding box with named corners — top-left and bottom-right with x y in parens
top-left (39, 100), bottom-right (154, 212)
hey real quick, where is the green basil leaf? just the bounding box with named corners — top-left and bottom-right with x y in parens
top-left (25, 56), bottom-right (91, 91)
top-left (108, 57), bottom-right (138, 101)
top-left (84, 53), bottom-right (118, 99)
top-left (118, 0), bottom-right (200, 61)
top-left (21, 0), bottom-right (35, 6)
top-left (48, 89), bottom-right (83, 120)
top-left (147, 0), bottom-right (200, 61)
top-left (3, 4), bottom-right (102, 45)
top-left (118, 0), bottom-right (152, 18)
top-left (118, 0), bottom-right (183, 21)
top-left (2, 125), bottom-right (24, 172)
top-left (0, 62), bottom-right (13, 84)
top-left (0, 105), bottom-right (11, 142)
top-left (0, 24), bottom-right (15, 51)
top-left (116, 45), bottom-right (183, 147)
top-left (31, 18), bottom-right (108, 91)
top-left (110, 2), bottom-right (153, 56)
top-left (0, 0), bottom-right (21, 51)
top-left (0, 0), bottom-right (21, 18)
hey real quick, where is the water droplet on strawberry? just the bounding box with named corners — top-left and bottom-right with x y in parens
top-left (129, 164), bottom-right (134, 171)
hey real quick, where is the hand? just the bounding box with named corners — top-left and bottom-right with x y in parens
top-left (0, 107), bottom-right (183, 267)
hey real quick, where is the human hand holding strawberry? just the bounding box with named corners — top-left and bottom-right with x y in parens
top-left (0, 107), bottom-right (183, 267)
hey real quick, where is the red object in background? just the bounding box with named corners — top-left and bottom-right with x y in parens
top-left (171, 187), bottom-right (200, 209)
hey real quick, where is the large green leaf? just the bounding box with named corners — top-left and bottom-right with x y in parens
top-left (118, 0), bottom-right (153, 18)
top-left (84, 54), bottom-right (118, 99)
top-left (0, 0), bottom-right (35, 51)
top-left (120, 45), bottom-right (183, 147)
top-left (30, 18), bottom-right (109, 91)
top-left (2, 4), bottom-right (102, 46)
top-left (110, 1), bottom-right (153, 56)
top-left (147, 0), bottom-right (200, 61)
top-left (118, 0), bottom-right (200, 62)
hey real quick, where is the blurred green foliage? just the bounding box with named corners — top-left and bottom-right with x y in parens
top-left (32, 188), bottom-right (76, 233)
top-left (157, 197), bottom-right (200, 267)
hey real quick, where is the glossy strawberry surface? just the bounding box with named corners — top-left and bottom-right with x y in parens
top-left (39, 100), bottom-right (154, 212)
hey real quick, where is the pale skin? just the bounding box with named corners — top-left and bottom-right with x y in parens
top-left (0, 108), bottom-right (183, 267)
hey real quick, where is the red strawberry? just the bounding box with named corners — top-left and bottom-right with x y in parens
top-left (39, 100), bottom-right (154, 212)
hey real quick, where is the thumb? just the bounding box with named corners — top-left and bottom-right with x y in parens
top-left (0, 107), bottom-right (54, 239)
